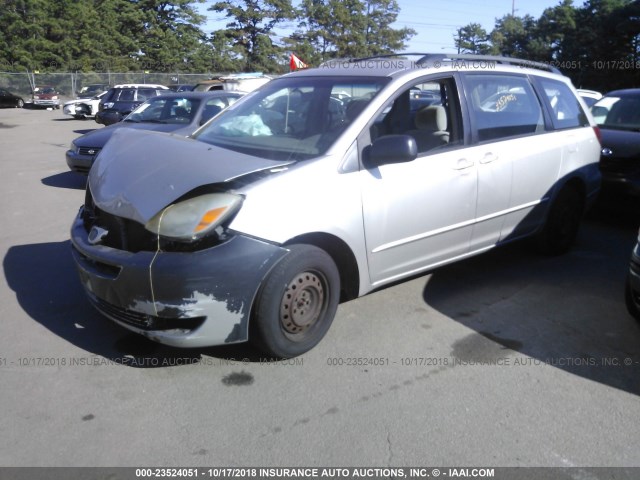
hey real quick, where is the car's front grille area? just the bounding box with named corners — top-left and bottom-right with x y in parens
top-left (82, 189), bottom-right (230, 253)
top-left (90, 295), bottom-right (206, 332)
top-left (82, 189), bottom-right (157, 252)
top-left (78, 147), bottom-right (101, 157)
top-left (84, 205), bottom-right (158, 253)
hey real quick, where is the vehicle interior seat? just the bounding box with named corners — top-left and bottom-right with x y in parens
top-left (174, 106), bottom-right (189, 118)
top-left (201, 104), bottom-right (222, 123)
top-left (345, 99), bottom-right (369, 122)
top-left (407, 105), bottom-right (450, 153)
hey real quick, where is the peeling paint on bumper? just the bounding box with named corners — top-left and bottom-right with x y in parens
top-left (70, 213), bottom-right (288, 348)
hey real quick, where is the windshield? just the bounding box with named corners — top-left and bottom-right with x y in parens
top-left (592, 95), bottom-right (640, 130)
top-left (193, 76), bottom-right (389, 161)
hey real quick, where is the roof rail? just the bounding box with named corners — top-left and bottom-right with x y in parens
top-left (414, 54), bottom-right (561, 74)
top-left (319, 53), bottom-right (428, 67)
top-left (320, 53), bottom-right (561, 75)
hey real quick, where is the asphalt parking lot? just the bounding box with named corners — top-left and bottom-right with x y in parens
top-left (0, 107), bottom-right (639, 469)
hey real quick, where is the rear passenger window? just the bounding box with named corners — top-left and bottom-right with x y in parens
top-left (464, 75), bottom-right (544, 142)
top-left (539, 78), bottom-right (589, 130)
top-left (137, 89), bottom-right (157, 101)
top-left (118, 89), bottom-right (135, 101)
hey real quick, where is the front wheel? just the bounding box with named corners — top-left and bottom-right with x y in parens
top-left (16, 99), bottom-right (24, 108)
top-left (535, 185), bottom-right (584, 255)
top-left (251, 244), bottom-right (340, 358)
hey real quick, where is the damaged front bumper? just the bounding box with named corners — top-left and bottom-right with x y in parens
top-left (70, 211), bottom-right (288, 348)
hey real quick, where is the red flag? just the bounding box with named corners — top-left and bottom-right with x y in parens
top-left (290, 53), bottom-right (308, 71)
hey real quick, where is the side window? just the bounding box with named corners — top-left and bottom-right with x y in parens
top-left (136, 89), bottom-right (156, 101)
top-left (168, 99), bottom-right (195, 122)
top-left (118, 89), bottom-right (135, 102)
top-left (373, 77), bottom-right (461, 155)
top-left (464, 74), bottom-right (544, 142)
top-left (201, 98), bottom-right (225, 123)
top-left (539, 78), bottom-right (589, 130)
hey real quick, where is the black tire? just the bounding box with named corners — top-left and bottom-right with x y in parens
top-left (16, 99), bottom-right (24, 108)
top-left (625, 274), bottom-right (640, 323)
top-left (535, 185), bottom-right (584, 255)
top-left (251, 244), bottom-right (340, 358)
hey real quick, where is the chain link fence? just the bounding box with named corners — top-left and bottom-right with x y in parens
top-left (0, 72), bottom-right (221, 102)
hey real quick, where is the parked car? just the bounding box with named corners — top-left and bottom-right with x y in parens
top-left (32, 85), bottom-right (60, 109)
top-left (70, 54), bottom-right (601, 358)
top-left (577, 89), bottom-right (603, 108)
top-left (592, 89), bottom-right (640, 194)
top-left (67, 91), bottom-right (243, 173)
top-left (96, 84), bottom-right (169, 125)
top-left (77, 84), bottom-right (109, 98)
top-left (193, 72), bottom-right (272, 93)
top-left (63, 91), bottom-right (108, 119)
top-left (626, 230), bottom-right (640, 322)
top-left (167, 84), bottom-right (195, 92)
top-left (0, 88), bottom-right (24, 108)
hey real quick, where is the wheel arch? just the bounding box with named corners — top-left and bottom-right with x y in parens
top-left (284, 232), bottom-right (360, 302)
top-left (560, 176), bottom-right (586, 200)
top-left (551, 175), bottom-right (587, 216)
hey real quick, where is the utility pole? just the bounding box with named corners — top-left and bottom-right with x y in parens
top-left (512, 0), bottom-right (516, 16)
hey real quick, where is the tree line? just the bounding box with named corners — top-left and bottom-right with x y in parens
top-left (0, 0), bottom-right (414, 74)
top-left (1, 0), bottom-right (639, 91)
top-left (454, 0), bottom-right (640, 91)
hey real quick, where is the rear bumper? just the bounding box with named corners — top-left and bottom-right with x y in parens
top-left (33, 99), bottom-right (60, 107)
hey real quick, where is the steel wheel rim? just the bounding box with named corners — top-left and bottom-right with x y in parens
top-left (280, 271), bottom-right (326, 337)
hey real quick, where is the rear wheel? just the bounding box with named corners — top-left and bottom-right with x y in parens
top-left (251, 244), bottom-right (340, 358)
top-left (16, 99), bottom-right (24, 108)
top-left (535, 185), bottom-right (584, 255)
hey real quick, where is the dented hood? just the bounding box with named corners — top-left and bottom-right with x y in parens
top-left (89, 128), bottom-right (292, 224)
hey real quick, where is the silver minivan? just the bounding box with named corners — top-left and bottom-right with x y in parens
top-left (70, 54), bottom-right (601, 357)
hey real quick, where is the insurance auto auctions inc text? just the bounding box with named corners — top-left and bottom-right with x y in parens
top-left (226, 468), bottom-right (495, 478)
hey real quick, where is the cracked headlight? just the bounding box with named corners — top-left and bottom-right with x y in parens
top-left (145, 193), bottom-right (243, 241)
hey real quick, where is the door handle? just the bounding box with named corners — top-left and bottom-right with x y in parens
top-left (479, 152), bottom-right (498, 164)
top-left (453, 158), bottom-right (474, 170)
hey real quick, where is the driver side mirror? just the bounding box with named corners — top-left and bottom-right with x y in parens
top-left (364, 134), bottom-right (418, 167)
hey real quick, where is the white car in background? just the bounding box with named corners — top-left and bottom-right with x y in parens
top-left (63, 91), bottom-right (108, 119)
